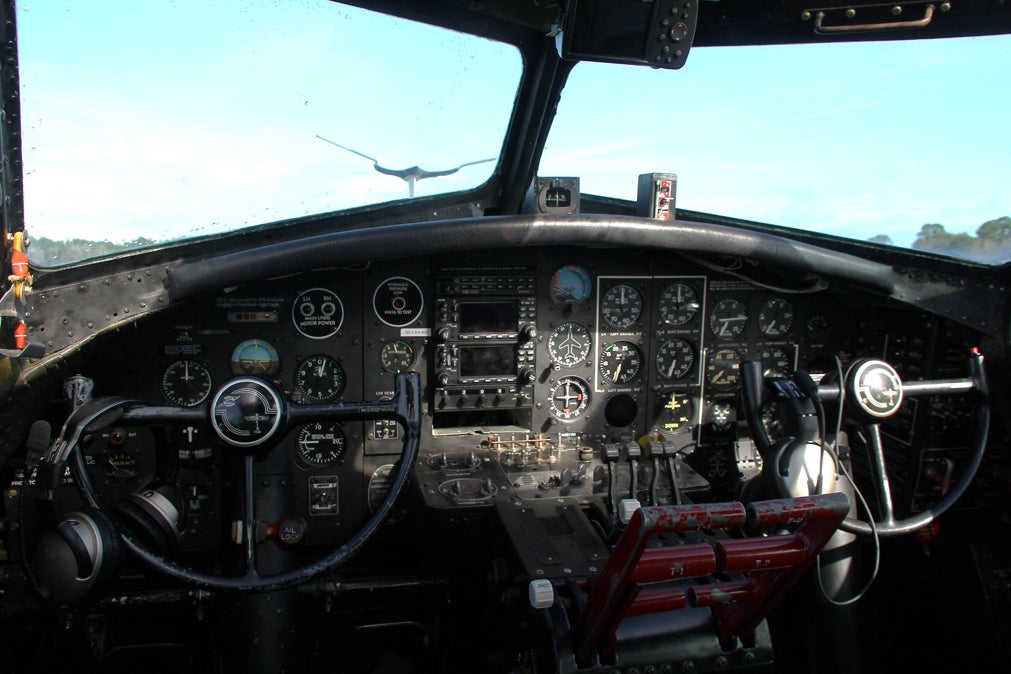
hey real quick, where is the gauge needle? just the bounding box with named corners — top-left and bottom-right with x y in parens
top-left (317, 361), bottom-right (326, 377)
top-left (712, 371), bottom-right (724, 383)
top-left (615, 362), bottom-right (623, 380)
top-left (667, 360), bottom-right (677, 378)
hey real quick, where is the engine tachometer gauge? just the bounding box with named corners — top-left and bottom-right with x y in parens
top-left (601, 283), bottom-right (643, 329)
top-left (549, 376), bottom-right (591, 420)
top-left (655, 338), bottom-right (695, 380)
top-left (230, 338), bottom-right (280, 377)
top-left (379, 340), bottom-right (416, 373)
top-left (296, 422), bottom-right (347, 467)
top-left (162, 359), bottom-right (213, 406)
top-left (658, 282), bottom-right (700, 326)
top-left (599, 340), bottom-right (642, 385)
top-left (295, 354), bottom-right (346, 402)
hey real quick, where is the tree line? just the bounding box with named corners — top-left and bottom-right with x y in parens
top-left (870, 216), bottom-right (1011, 264)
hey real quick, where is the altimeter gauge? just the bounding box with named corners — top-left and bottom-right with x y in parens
top-left (162, 360), bottom-right (213, 407)
top-left (295, 354), bottom-right (346, 402)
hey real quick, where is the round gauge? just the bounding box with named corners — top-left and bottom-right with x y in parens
top-left (373, 277), bottom-right (423, 327)
top-left (599, 341), bottom-right (642, 385)
top-left (549, 376), bottom-right (591, 420)
top-left (550, 265), bottom-right (593, 304)
top-left (758, 298), bottom-right (795, 337)
top-left (292, 288), bottom-right (343, 339)
top-left (230, 338), bottom-right (281, 377)
top-left (296, 422), bottom-right (347, 466)
top-left (657, 391), bottom-right (694, 434)
top-left (658, 282), bottom-right (700, 326)
top-left (162, 359), bottom-right (213, 406)
top-left (708, 298), bottom-right (749, 339)
top-left (806, 314), bottom-right (830, 339)
top-left (548, 322), bottom-right (592, 367)
top-left (655, 338), bottom-right (695, 380)
top-left (103, 449), bottom-right (140, 480)
top-left (601, 283), bottom-right (643, 330)
top-left (761, 346), bottom-right (793, 378)
top-left (379, 340), bottom-right (416, 373)
top-left (706, 348), bottom-right (742, 391)
top-left (295, 354), bottom-right (346, 402)
top-left (368, 464), bottom-right (395, 513)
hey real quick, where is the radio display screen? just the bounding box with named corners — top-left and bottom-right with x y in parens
top-left (459, 302), bottom-right (517, 334)
top-left (459, 346), bottom-right (516, 378)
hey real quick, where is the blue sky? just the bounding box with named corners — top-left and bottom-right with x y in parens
top-left (15, 1), bottom-right (1011, 259)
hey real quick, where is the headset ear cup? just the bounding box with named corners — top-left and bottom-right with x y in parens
top-left (115, 487), bottom-right (181, 554)
top-left (772, 438), bottom-right (838, 498)
top-left (83, 507), bottom-right (125, 594)
top-left (35, 508), bottom-right (123, 606)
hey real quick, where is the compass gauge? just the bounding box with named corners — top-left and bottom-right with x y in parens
top-left (547, 322), bottom-right (591, 367)
top-left (549, 376), bottom-right (591, 420)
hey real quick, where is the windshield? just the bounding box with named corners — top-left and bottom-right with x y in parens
top-left (14, 3), bottom-right (1011, 267)
top-left (15, 1), bottom-right (521, 266)
top-left (540, 35), bottom-right (1011, 264)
